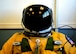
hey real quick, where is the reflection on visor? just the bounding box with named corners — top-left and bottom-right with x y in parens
top-left (42, 11), bottom-right (49, 18)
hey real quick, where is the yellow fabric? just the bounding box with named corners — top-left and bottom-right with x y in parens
top-left (0, 31), bottom-right (76, 54)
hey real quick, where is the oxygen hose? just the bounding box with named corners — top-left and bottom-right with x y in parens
top-left (34, 39), bottom-right (40, 54)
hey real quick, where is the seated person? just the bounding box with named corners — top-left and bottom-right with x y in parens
top-left (0, 4), bottom-right (76, 54)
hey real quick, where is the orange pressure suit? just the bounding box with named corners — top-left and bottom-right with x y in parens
top-left (0, 31), bottom-right (76, 54)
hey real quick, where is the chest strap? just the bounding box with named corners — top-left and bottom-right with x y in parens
top-left (21, 38), bottom-right (32, 52)
top-left (21, 37), bottom-right (54, 52)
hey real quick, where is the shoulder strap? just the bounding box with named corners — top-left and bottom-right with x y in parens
top-left (21, 38), bottom-right (32, 52)
top-left (45, 37), bottom-right (54, 51)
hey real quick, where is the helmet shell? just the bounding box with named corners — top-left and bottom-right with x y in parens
top-left (22, 4), bottom-right (53, 32)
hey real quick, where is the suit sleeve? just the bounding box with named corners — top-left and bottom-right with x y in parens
top-left (59, 33), bottom-right (76, 54)
top-left (0, 33), bottom-right (19, 54)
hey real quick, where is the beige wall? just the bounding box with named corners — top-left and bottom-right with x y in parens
top-left (56, 0), bottom-right (76, 28)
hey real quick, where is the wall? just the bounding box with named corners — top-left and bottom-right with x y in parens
top-left (56, 0), bottom-right (76, 28)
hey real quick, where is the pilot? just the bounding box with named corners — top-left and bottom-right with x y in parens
top-left (0, 4), bottom-right (76, 54)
